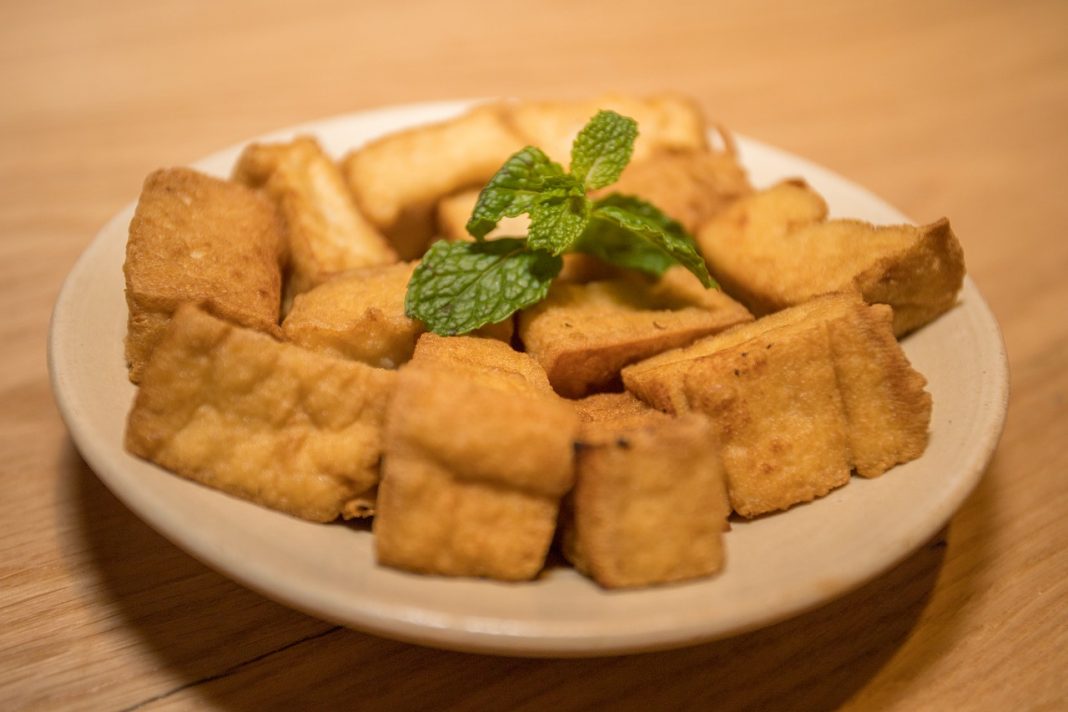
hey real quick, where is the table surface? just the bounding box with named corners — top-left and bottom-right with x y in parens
top-left (3, 1), bottom-right (1066, 709)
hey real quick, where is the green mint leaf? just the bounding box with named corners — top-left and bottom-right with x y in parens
top-left (527, 194), bottom-right (590, 255)
top-left (592, 194), bottom-right (717, 287)
top-left (573, 217), bottom-right (676, 277)
top-left (570, 110), bottom-right (638, 190)
top-left (405, 239), bottom-right (562, 335)
top-left (466, 147), bottom-right (570, 239)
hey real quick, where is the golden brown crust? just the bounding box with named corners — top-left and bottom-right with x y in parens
top-left (124, 167), bottom-right (285, 382)
top-left (233, 136), bottom-right (397, 305)
top-left (341, 104), bottom-right (525, 260)
top-left (519, 267), bottom-right (752, 397)
top-left (564, 414), bottom-right (729, 588)
top-left (373, 334), bottom-right (579, 580)
top-left (125, 305), bottom-right (395, 522)
top-left (696, 180), bottom-right (965, 335)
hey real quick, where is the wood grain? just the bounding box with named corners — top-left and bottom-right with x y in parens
top-left (2, 0), bottom-right (1066, 709)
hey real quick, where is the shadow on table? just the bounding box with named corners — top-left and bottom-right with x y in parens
top-left (65, 441), bottom-right (997, 712)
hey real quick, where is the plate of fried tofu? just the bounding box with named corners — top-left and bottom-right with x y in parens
top-left (49, 97), bottom-right (1009, 656)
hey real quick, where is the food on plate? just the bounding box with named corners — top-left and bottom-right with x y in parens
top-left (504, 93), bottom-right (708, 166)
top-left (233, 136), bottom-right (396, 307)
top-left (123, 167), bottom-right (285, 383)
top-left (119, 94), bottom-right (959, 588)
top-left (374, 335), bottom-right (578, 580)
top-left (561, 413), bottom-right (729, 588)
top-left (125, 305), bottom-right (395, 522)
top-left (606, 144), bottom-right (752, 235)
top-left (696, 180), bottom-right (966, 335)
top-left (519, 266), bottom-right (752, 397)
top-left (341, 104), bottom-right (524, 260)
top-left (623, 293), bottom-right (931, 516)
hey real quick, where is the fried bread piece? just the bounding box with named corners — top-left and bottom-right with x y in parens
top-left (562, 414), bottom-right (729, 588)
top-left (623, 293), bottom-right (931, 514)
top-left (124, 167), bottom-right (284, 383)
top-left (503, 93), bottom-right (709, 165)
top-left (233, 136), bottom-right (397, 305)
top-left (374, 335), bottom-right (578, 580)
top-left (697, 180), bottom-right (966, 335)
top-left (341, 104), bottom-right (525, 260)
top-left (604, 145), bottom-right (752, 234)
top-left (125, 305), bottom-right (396, 522)
top-left (519, 267), bottom-right (753, 397)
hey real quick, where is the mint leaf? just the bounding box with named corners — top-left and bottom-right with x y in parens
top-left (406, 239), bottom-right (562, 335)
top-left (570, 110), bottom-right (638, 190)
top-left (527, 194), bottom-right (590, 255)
top-left (466, 147), bottom-right (570, 239)
top-left (573, 217), bottom-right (676, 277)
top-left (592, 194), bottom-right (716, 287)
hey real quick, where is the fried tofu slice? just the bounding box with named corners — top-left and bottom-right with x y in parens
top-left (374, 335), bottom-right (578, 580)
top-left (604, 144), bottom-right (752, 234)
top-left (281, 261), bottom-right (511, 369)
top-left (623, 293), bottom-right (932, 514)
top-left (572, 391), bottom-right (672, 440)
top-left (125, 305), bottom-right (396, 522)
top-left (282, 262), bottom-right (420, 369)
top-left (562, 414), bottom-right (729, 588)
top-left (697, 180), bottom-right (966, 335)
top-left (233, 136), bottom-right (397, 304)
top-left (124, 168), bottom-right (284, 383)
top-left (503, 93), bottom-right (709, 165)
top-left (519, 267), bottom-right (753, 397)
top-left (341, 104), bottom-right (525, 260)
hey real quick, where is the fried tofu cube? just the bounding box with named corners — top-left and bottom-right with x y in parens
top-left (571, 391), bottom-right (672, 440)
top-left (623, 293), bottom-right (932, 514)
top-left (374, 335), bottom-right (578, 580)
top-left (562, 414), bottom-right (729, 588)
top-left (124, 168), bottom-right (284, 383)
top-left (697, 180), bottom-right (966, 335)
top-left (125, 305), bottom-right (395, 522)
top-left (233, 136), bottom-right (397, 304)
top-left (603, 146), bottom-right (752, 234)
top-left (504, 93), bottom-right (709, 165)
top-left (341, 104), bottom-right (525, 260)
top-left (519, 267), bottom-right (753, 397)
top-left (282, 262), bottom-right (421, 368)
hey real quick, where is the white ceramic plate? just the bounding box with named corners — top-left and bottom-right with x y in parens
top-left (49, 100), bottom-right (1009, 657)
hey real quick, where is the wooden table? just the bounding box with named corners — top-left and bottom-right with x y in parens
top-left (3, 1), bottom-right (1065, 709)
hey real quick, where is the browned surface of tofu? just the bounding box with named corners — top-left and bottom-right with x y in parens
top-left (125, 305), bottom-right (395, 522)
top-left (374, 334), bottom-right (578, 580)
top-left (604, 146), bottom-right (752, 234)
top-left (233, 136), bottom-right (396, 304)
top-left (519, 267), bottom-right (753, 397)
top-left (123, 167), bottom-right (285, 383)
top-left (341, 104), bottom-right (524, 260)
top-left (562, 414), bottom-right (729, 588)
top-left (623, 293), bottom-right (932, 514)
top-left (697, 180), bottom-right (965, 335)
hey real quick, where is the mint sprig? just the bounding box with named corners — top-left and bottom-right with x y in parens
top-left (407, 109), bottom-right (716, 335)
top-left (405, 239), bottom-right (562, 335)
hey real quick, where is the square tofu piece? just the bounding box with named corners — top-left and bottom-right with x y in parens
top-left (697, 180), bottom-right (966, 335)
top-left (603, 146), bottom-right (752, 234)
top-left (341, 104), bottom-right (525, 260)
top-left (282, 262), bottom-right (421, 369)
top-left (374, 335), bottom-right (579, 580)
top-left (124, 167), bottom-right (284, 382)
top-left (504, 93), bottom-right (709, 166)
top-left (519, 267), bottom-right (753, 397)
top-left (623, 293), bottom-right (931, 511)
top-left (562, 414), bottom-right (730, 588)
top-left (571, 391), bottom-right (672, 440)
top-left (233, 136), bottom-right (397, 303)
top-left (125, 305), bottom-right (396, 522)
